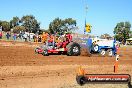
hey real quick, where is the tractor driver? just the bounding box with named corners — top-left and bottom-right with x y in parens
top-left (65, 33), bottom-right (72, 42)
top-left (48, 34), bottom-right (55, 46)
top-left (56, 33), bottom-right (70, 48)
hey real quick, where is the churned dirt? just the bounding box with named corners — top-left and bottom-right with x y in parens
top-left (0, 40), bottom-right (132, 88)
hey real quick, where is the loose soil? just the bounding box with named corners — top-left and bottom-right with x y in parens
top-left (0, 41), bottom-right (132, 88)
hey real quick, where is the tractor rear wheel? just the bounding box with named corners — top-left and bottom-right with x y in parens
top-left (67, 42), bottom-right (80, 56)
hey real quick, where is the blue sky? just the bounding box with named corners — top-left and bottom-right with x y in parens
top-left (0, 0), bottom-right (132, 36)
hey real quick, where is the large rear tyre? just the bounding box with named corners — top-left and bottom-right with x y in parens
top-left (42, 49), bottom-right (49, 56)
top-left (67, 42), bottom-right (80, 56)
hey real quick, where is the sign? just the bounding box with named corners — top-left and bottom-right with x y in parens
top-left (85, 24), bottom-right (91, 33)
top-left (76, 74), bottom-right (131, 88)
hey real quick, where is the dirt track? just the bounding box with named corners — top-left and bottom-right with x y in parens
top-left (0, 41), bottom-right (132, 88)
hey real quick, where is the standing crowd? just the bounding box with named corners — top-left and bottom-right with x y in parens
top-left (0, 31), bottom-right (72, 45)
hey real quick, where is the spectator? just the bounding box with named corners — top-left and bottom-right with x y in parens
top-left (38, 35), bottom-right (41, 42)
top-left (42, 32), bottom-right (47, 43)
top-left (6, 32), bottom-right (10, 40)
top-left (19, 31), bottom-right (23, 40)
top-left (86, 36), bottom-right (92, 53)
top-left (29, 33), bottom-right (35, 42)
top-left (23, 32), bottom-right (28, 42)
top-left (0, 31), bottom-right (2, 39)
top-left (13, 33), bottom-right (17, 41)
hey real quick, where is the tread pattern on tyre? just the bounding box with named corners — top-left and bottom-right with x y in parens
top-left (35, 48), bottom-right (39, 54)
top-left (42, 49), bottom-right (49, 56)
top-left (67, 42), bottom-right (80, 56)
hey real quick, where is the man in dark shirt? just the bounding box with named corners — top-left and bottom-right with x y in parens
top-left (86, 36), bottom-right (92, 53)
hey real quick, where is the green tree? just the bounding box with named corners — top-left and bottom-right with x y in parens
top-left (13, 26), bottom-right (25, 33)
top-left (62, 18), bottom-right (76, 32)
top-left (21, 15), bottom-right (40, 33)
top-left (114, 22), bottom-right (131, 44)
top-left (10, 16), bottom-right (20, 28)
top-left (49, 17), bottom-right (77, 34)
top-left (1, 21), bottom-right (10, 31)
top-left (49, 18), bottom-right (62, 34)
top-left (0, 20), bottom-right (2, 26)
top-left (39, 29), bottom-right (49, 34)
top-left (100, 33), bottom-right (112, 39)
top-left (130, 31), bottom-right (132, 37)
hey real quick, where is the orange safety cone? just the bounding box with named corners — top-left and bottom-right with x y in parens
top-left (114, 55), bottom-right (119, 73)
top-left (77, 66), bottom-right (85, 76)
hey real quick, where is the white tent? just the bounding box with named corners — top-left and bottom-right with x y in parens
top-left (126, 38), bottom-right (132, 45)
top-left (126, 38), bottom-right (132, 41)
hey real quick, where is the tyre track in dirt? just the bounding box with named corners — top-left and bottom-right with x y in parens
top-left (0, 41), bottom-right (132, 88)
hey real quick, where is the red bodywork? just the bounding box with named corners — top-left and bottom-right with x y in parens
top-left (0, 32), bottom-right (2, 37)
top-left (48, 48), bottom-right (67, 53)
top-left (37, 47), bottom-right (67, 54)
top-left (36, 34), bottom-right (72, 54)
top-left (37, 48), bottom-right (43, 53)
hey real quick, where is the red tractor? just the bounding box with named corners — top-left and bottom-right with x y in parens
top-left (35, 33), bottom-right (81, 56)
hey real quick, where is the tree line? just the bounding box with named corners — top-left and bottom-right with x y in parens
top-left (0, 15), bottom-right (77, 35)
top-left (0, 15), bottom-right (132, 44)
top-left (0, 15), bottom-right (40, 33)
top-left (114, 22), bottom-right (132, 44)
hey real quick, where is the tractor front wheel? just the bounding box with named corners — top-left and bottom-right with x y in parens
top-left (35, 48), bottom-right (39, 54)
top-left (42, 49), bottom-right (49, 56)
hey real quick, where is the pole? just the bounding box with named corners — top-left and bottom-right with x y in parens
top-left (114, 55), bottom-right (119, 73)
top-left (84, 0), bottom-right (88, 35)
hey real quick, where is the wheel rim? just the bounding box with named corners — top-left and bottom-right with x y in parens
top-left (94, 45), bottom-right (98, 52)
top-left (101, 50), bottom-right (105, 56)
top-left (109, 50), bottom-right (113, 56)
top-left (35, 49), bottom-right (38, 53)
top-left (73, 46), bottom-right (79, 53)
top-left (44, 50), bottom-right (48, 55)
